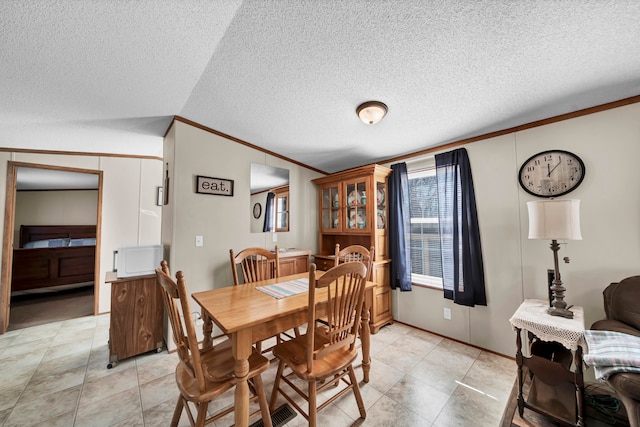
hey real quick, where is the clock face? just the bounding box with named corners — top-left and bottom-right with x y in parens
top-left (518, 150), bottom-right (585, 198)
top-left (253, 202), bottom-right (262, 219)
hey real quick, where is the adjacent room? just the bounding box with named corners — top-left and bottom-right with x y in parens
top-left (1, 2), bottom-right (640, 427)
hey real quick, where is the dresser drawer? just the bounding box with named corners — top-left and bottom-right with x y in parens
top-left (312, 255), bottom-right (335, 271)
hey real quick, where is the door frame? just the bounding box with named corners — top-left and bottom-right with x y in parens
top-left (0, 161), bottom-right (103, 333)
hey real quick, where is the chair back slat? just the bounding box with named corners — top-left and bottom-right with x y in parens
top-left (306, 261), bottom-right (367, 370)
top-left (155, 261), bottom-right (207, 392)
top-left (334, 244), bottom-right (374, 281)
top-left (230, 247), bottom-right (280, 285)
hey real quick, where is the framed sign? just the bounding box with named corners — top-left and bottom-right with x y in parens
top-left (196, 175), bottom-right (234, 197)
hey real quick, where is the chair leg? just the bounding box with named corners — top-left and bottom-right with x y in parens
top-left (308, 380), bottom-right (317, 427)
top-left (348, 365), bottom-right (366, 419)
top-left (195, 401), bottom-right (209, 427)
top-left (170, 396), bottom-right (184, 427)
top-left (253, 375), bottom-right (272, 427)
top-left (269, 360), bottom-right (286, 411)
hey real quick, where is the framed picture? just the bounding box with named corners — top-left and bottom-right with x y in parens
top-left (196, 175), bottom-right (234, 197)
top-left (163, 165), bottom-right (170, 205)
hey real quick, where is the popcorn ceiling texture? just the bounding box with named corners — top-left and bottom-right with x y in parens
top-left (2, 1), bottom-right (640, 172)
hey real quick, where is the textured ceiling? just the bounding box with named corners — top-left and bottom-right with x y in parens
top-left (2, 1), bottom-right (640, 174)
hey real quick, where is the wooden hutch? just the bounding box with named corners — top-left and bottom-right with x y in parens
top-left (312, 164), bottom-right (393, 333)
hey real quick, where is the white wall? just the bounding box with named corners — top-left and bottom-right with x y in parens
top-left (0, 153), bottom-right (162, 314)
top-left (390, 102), bottom-right (640, 357)
top-left (162, 121), bottom-right (322, 341)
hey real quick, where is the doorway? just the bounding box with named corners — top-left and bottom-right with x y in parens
top-left (0, 162), bottom-right (103, 333)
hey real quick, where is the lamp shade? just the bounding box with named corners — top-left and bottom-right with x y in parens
top-left (527, 199), bottom-right (582, 240)
top-left (357, 101), bottom-right (387, 124)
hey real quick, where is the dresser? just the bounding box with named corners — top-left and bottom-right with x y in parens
top-left (278, 249), bottom-right (310, 276)
top-left (106, 272), bottom-right (164, 368)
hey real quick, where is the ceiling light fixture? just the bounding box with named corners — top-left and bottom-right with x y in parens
top-left (356, 101), bottom-right (388, 125)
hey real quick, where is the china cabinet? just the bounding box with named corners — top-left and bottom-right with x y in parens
top-left (312, 164), bottom-right (392, 333)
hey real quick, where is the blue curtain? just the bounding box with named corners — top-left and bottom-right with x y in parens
top-left (435, 148), bottom-right (486, 307)
top-left (262, 192), bottom-right (275, 232)
top-left (388, 162), bottom-right (412, 291)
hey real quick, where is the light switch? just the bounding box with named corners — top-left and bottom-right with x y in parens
top-left (195, 235), bottom-right (204, 247)
top-left (272, 233), bottom-right (278, 242)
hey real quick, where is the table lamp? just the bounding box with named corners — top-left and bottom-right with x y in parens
top-left (527, 199), bottom-right (582, 318)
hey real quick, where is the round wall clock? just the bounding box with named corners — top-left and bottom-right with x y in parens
top-left (518, 150), bottom-right (585, 198)
top-left (253, 202), bottom-right (262, 219)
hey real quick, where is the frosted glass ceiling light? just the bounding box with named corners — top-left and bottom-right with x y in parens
top-left (357, 101), bottom-right (387, 125)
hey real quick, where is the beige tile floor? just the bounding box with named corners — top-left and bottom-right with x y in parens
top-left (0, 315), bottom-right (516, 426)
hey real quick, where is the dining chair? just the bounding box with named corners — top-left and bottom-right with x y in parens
top-left (230, 246), bottom-right (300, 353)
top-left (269, 262), bottom-right (368, 426)
top-left (334, 243), bottom-right (374, 280)
top-left (155, 260), bottom-right (272, 427)
top-left (230, 246), bottom-right (281, 286)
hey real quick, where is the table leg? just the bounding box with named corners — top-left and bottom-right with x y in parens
top-left (233, 329), bottom-right (252, 427)
top-left (361, 304), bottom-right (371, 383)
top-left (575, 345), bottom-right (585, 427)
top-left (515, 327), bottom-right (525, 417)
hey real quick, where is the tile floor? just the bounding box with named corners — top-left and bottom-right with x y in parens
top-left (0, 315), bottom-right (516, 426)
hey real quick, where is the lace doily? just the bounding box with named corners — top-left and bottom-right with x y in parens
top-left (509, 299), bottom-right (585, 351)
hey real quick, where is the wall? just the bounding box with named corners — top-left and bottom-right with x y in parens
top-left (0, 153), bottom-right (162, 314)
top-left (14, 190), bottom-right (98, 242)
top-left (389, 102), bottom-right (640, 357)
top-left (162, 121), bottom-right (323, 341)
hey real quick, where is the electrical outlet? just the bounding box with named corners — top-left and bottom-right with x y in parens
top-left (195, 235), bottom-right (203, 247)
top-left (272, 233), bottom-right (277, 242)
top-left (444, 307), bottom-right (452, 320)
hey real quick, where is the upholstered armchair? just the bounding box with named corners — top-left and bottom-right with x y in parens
top-left (590, 276), bottom-right (640, 427)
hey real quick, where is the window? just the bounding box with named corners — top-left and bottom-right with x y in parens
top-left (274, 189), bottom-right (289, 232)
top-left (263, 186), bottom-right (289, 232)
top-left (408, 168), bottom-right (443, 288)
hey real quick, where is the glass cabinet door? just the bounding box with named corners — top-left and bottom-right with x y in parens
top-left (376, 180), bottom-right (386, 230)
top-left (344, 179), bottom-right (368, 231)
top-left (321, 185), bottom-right (341, 231)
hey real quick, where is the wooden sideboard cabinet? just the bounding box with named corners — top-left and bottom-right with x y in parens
top-left (278, 249), bottom-right (310, 276)
top-left (312, 164), bottom-right (393, 333)
top-left (106, 272), bottom-right (164, 368)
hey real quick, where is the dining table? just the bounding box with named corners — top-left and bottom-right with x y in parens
top-left (191, 271), bottom-right (376, 427)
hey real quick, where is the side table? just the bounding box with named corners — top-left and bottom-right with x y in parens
top-left (106, 272), bottom-right (164, 368)
top-left (509, 299), bottom-right (585, 426)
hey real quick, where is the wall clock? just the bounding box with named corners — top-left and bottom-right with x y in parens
top-left (518, 150), bottom-right (585, 198)
top-left (253, 202), bottom-right (262, 219)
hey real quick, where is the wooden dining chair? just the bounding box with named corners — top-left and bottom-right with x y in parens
top-left (334, 243), bottom-right (374, 280)
top-left (230, 246), bottom-right (299, 353)
top-left (230, 246), bottom-right (280, 286)
top-left (269, 262), bottom-right (368, 426)
top-left (155, 260), bottom-right (272, 427)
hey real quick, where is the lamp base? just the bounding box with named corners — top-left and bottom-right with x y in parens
top-left (547, 306), bottom-right (573, 319)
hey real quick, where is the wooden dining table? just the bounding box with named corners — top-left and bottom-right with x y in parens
top-left (191, 271), bottom-right (375, 427)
